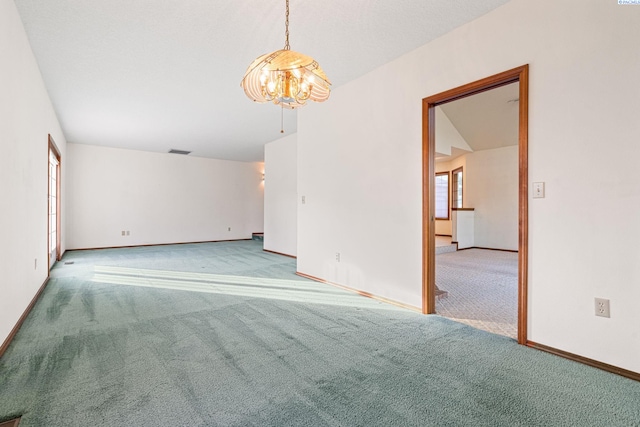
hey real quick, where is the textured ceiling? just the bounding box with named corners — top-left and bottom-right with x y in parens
top-left (15, 0), bottom-right (512, 161)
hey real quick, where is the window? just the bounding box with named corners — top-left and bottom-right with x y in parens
top-left (452, 167), bottom-right (463, 209)
top-left (435, 172), bottom-right (449, 220)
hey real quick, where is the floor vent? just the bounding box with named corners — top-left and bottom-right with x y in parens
top-left (168, 149), bottom-right (191, 155)
top-left (64, 261), bottom-right (75, 265)
top-left (0, 417), bottom-right (21, 427)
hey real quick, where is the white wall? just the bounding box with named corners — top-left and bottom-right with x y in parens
top-left (66, 143), bottom-right (263, 249)
top-left (435, 107), bottom-right (472, 156)
top-left (434, 106), bottom-right (471, 237)
top-left (298, 0), bottom-right (640, 372)
top-left (438, 146), bottom-right (518, 249)
top-left (264, 134), bottom-right (297, 257)
top-left (0, 1), bottom-right (67, 346)
top-left (466, 146), bottom-right (518, 250)
top-left (452, 210), bottom-right (474, 250)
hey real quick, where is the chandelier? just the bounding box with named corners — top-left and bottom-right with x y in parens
top-left (241, 0), bottom-right (331, 110)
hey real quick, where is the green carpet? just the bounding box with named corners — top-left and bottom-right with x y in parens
top-left (1, 240), bottom-right (639, 426)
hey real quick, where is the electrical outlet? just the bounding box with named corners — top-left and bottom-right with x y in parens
top-left (335, 252), bottom-right (340, 262)
top-left (121, 230), bottom-right (126, 236)
top-left (228, 227), bottom-right (231, 231)
top-left (301, 195), bottom-right (306, 204)
top-left (126, 230), bottom-right (130, 236)
top-left (595, 298), bottom-right (610, 318)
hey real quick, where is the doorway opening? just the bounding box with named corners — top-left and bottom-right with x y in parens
top-left (422, 65), bottom-right (529, 344)
top-left (48, 135), bottom-right (61, 270)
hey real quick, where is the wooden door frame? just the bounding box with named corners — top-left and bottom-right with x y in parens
top-left (422, 65), bottom-right (529, 344)
top-left (48, 134), bottom-right (61, 270)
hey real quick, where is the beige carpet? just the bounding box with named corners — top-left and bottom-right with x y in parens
top-left (436, 248), bottom-right (518, 339)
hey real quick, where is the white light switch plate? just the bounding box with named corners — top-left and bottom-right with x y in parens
top-left (533, 182), bottom-right (545, 198)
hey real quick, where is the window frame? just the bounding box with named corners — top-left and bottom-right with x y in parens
top-left (451, 167), bottom-right (463, 209)
top-left (435, 171), bottom-right (450, 220)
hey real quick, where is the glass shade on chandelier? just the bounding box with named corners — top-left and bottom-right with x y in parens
top-left (241, 0), bottom-right (331, 110)
top-left (241, 49), bottom-right (330, 109)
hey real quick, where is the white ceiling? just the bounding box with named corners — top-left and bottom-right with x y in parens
top-left (15, 0), bottom-right (512, 162)
top-left (438, 81), bottom-right (519, 161)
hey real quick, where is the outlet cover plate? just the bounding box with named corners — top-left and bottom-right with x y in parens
top-left (595, 298), bottom-right (610, 318)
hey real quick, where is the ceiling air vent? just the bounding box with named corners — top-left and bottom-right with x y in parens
top-left (168, 149), bottom-right (191, 155)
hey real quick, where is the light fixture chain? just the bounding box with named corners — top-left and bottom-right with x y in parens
top-left (280, 103), bottom-right (284, 133)
top-left (284, 0), bottom-right (290, 50)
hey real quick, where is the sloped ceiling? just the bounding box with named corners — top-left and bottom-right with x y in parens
top-left (439, 82), bottom-right (520, 157)
top-left (14, 0), bottom-right (512, 161)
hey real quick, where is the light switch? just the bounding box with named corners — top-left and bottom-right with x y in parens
top-left (533, 182), bottom-right (545, 198)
